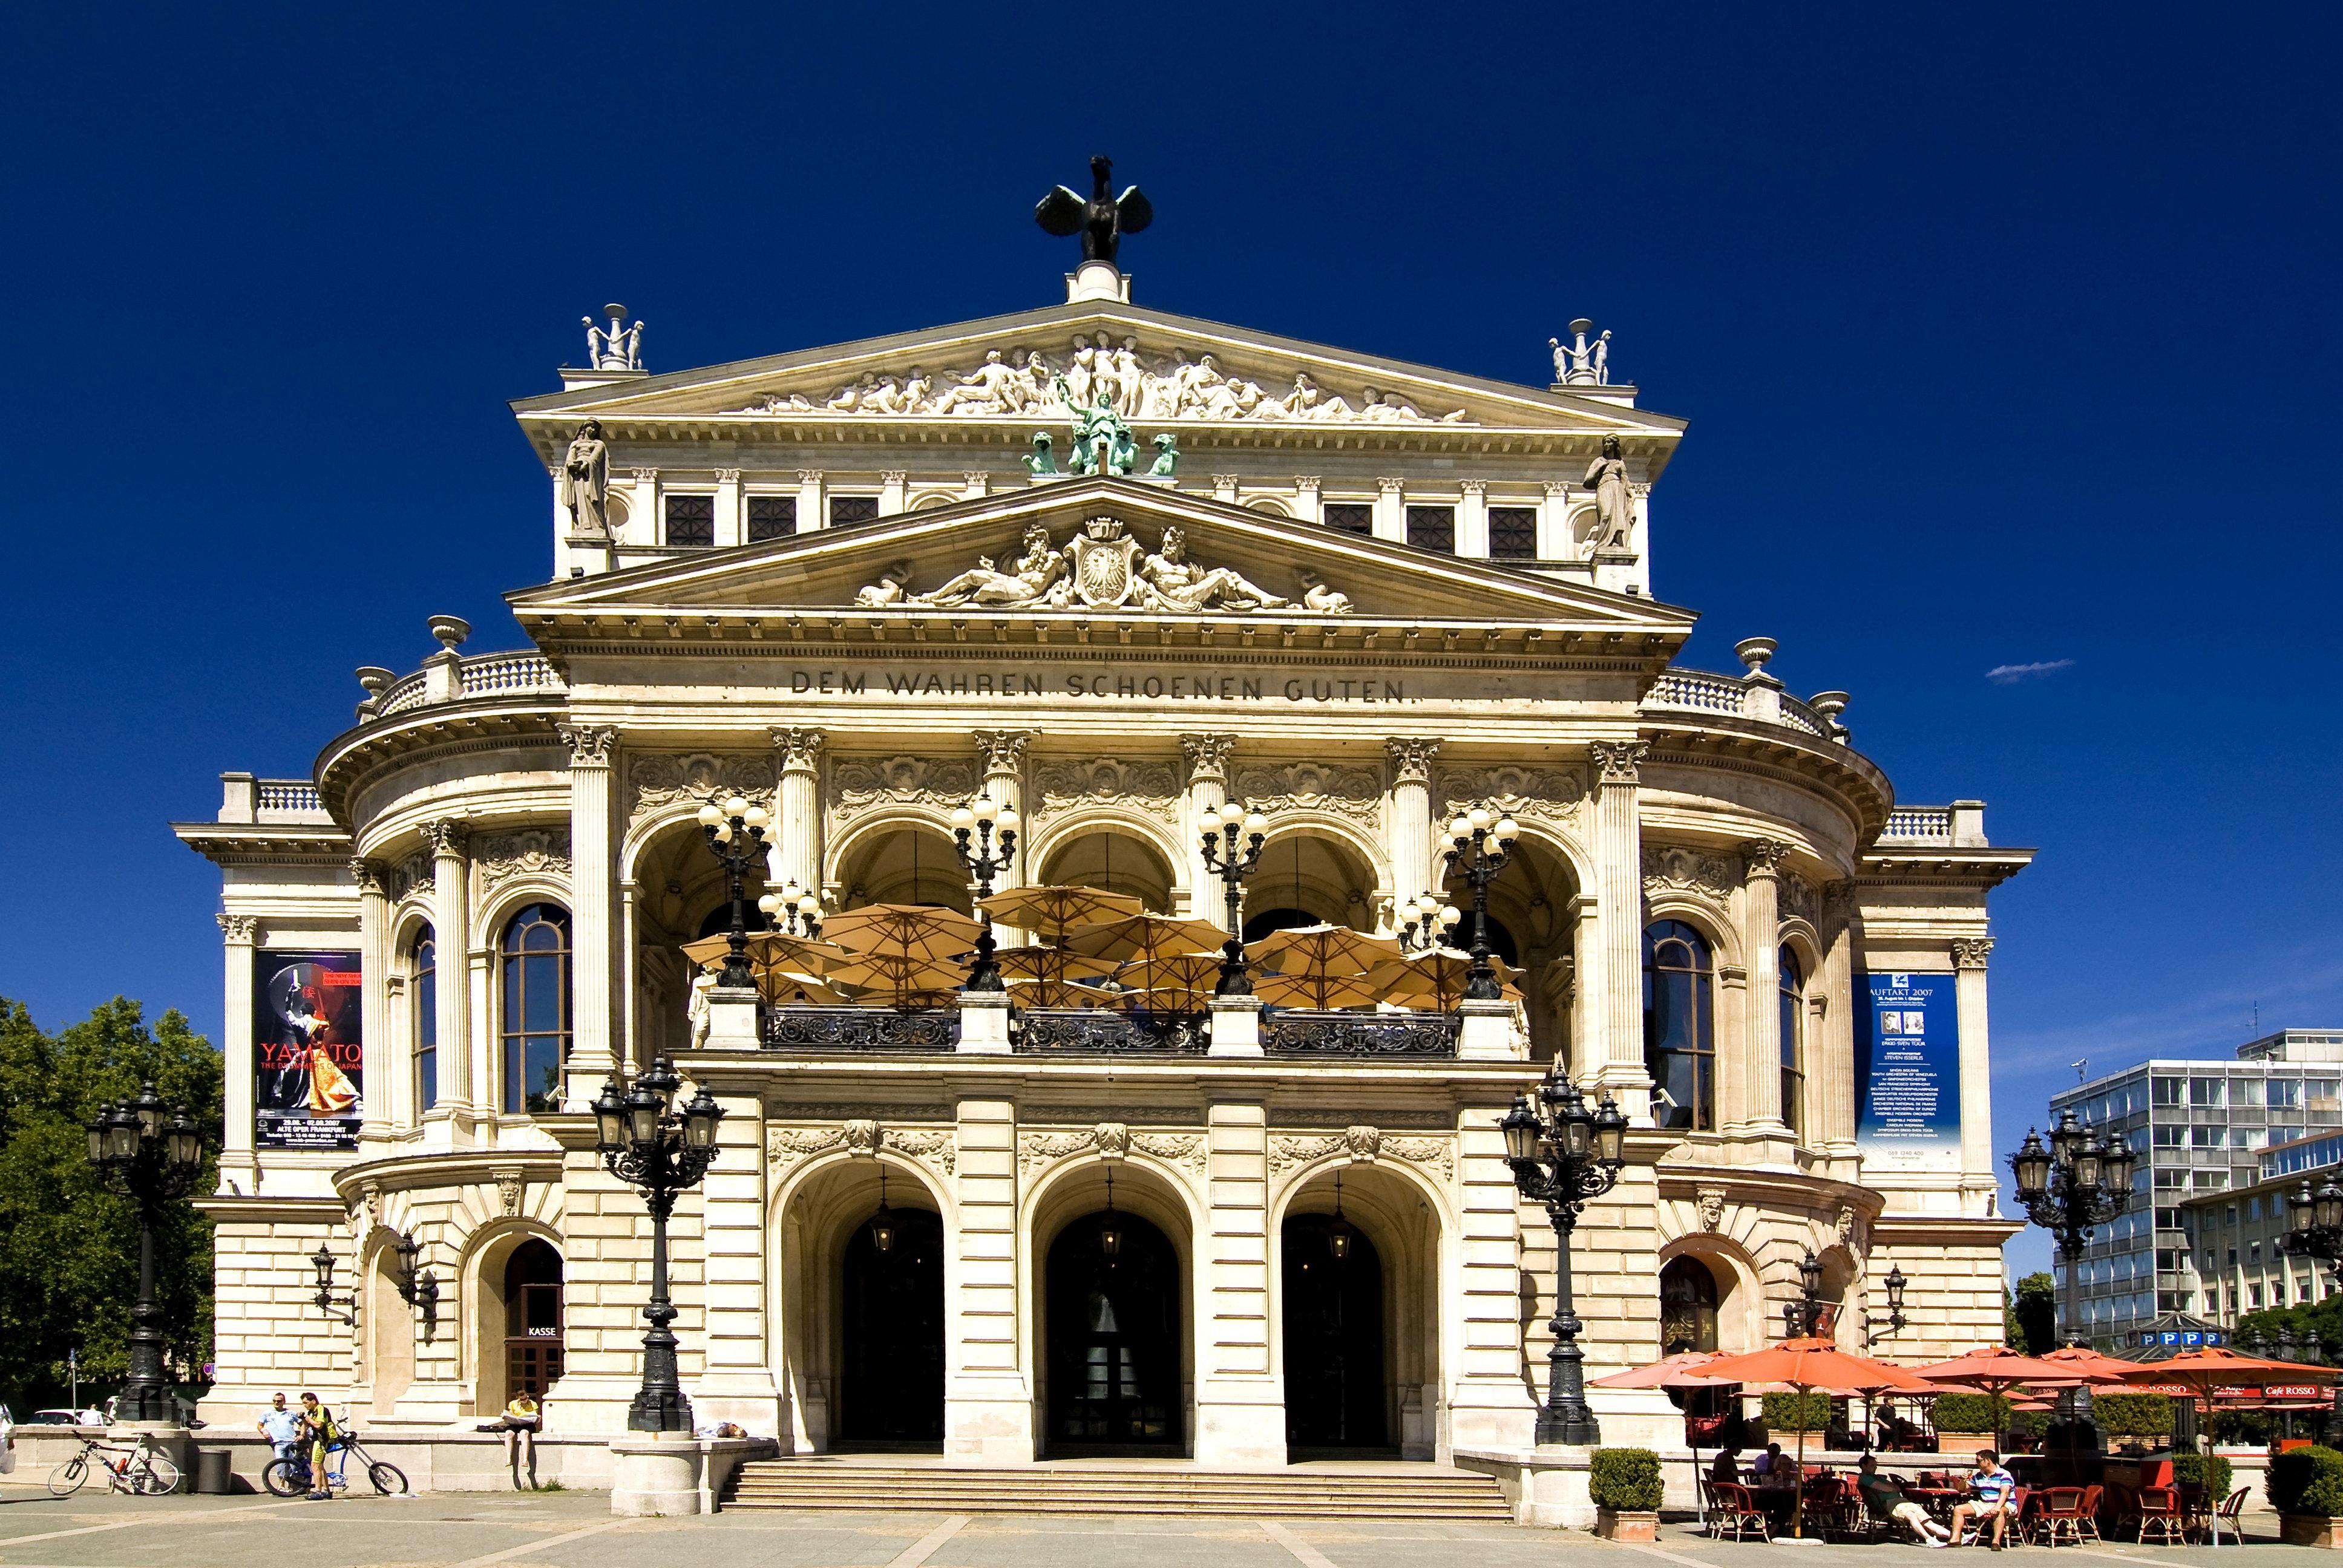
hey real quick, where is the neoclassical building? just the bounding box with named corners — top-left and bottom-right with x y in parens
top-left (178, 257), bottom-right (2028, 1474)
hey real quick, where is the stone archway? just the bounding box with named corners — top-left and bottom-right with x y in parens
top-left (1282, 1212), bottom-right (1386, 1450)
top-left (1044, 1209), bottom-right (1182, 1452)
top-left (839, 1205), bottom-right (945, 1446)
top-left (1277, 1161), bottom-right (1444, 1460)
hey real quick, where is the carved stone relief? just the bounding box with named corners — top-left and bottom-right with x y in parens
top-left (1435, 765), bottom-right (1586, 823)
top-left (763, 1121), bottom-right (956, 1178)
top-left (830, 755), bottom-right (979, 821)
top-left (857, 516), bottom-right (1328, 616)
top-left (1231, 760), bottom-right (1381, 823)
top-left (494, 1169), bottom-right (523, 1218)
top-left (1696, 1185), bottom-right (1727, 1232)
top-left (630, 754), bottom-right (779, 820)
top-left (1033, 757), bottom-right (1181, 822)
top-left (476, 828), bottom-right (572, 892)
top-left (1268, 1128), bottom-right (1452, 1180)
top-left (1643, 844), bottom-right (1737, 899)
top-left (1779, 873), bottom-right (1819, 927)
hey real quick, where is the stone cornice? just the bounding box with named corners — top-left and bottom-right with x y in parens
top-left (332, 1146), bottom-right (568, 1198)
top-left (172, 820), bottom-right (353, 866)
top-left (1859, 847), bottom-right (2035, 890)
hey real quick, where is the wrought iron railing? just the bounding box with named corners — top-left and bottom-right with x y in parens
top-left (761, 1005), bottom-right (959, 1052)
top-left (1014, 1008), bottom-right (1208, 1055)
top-left (1261, 1009), bottom-right (1458, 1057)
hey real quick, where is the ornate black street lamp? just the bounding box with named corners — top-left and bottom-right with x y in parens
top-left (1443, 807), bottom-right (1519, 1001)
top-left (697, 794), bottom-right (770, 990)
top-left (2284, 1176), bottom-right (2343, 1284)
top-left (85, 1083), bottom-right (205, 1422)
top-left (393, 1231), bottom-right (441, 1342)
top-left (1784, 1247), bottom-right (1829, 1338)
top-left (1396, 893), bottom-right (1459, 953)
top-left (1864, 1264), bottom-right (1909, 1345)
top-left (1200, 801), bottom-right (1267, 996)
top-left (951, 797), bottom-right (1019, 993)
top-left (2010, 1108), bottom-right (2136, 1347)
top-left (310, 1243), bottom-right (357, 1325)
top-left (757, 879), bottom-right (824, 939)
top-left (1501, 1068), bottom-right (1628, 1445)
top-left (591, 1056), bottom-right (725, 1432)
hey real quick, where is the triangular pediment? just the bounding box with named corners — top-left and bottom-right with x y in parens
top-left (510, 478), bottom-right (1695, 654)
top-left (510, 299), bottom-right (1683, 469)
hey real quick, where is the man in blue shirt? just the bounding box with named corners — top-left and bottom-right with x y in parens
top-left (255, 1393), bottom-right (303, 1466)
top-left (1950, 1449), bottom-right (2017, 1549)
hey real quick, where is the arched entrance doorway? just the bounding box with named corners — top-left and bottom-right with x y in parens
top-left (502, 1238), bottom-right (565, 1399)
top-left (839, 1203), bottom-right (944, 1447)
top-left (1660, 1255), bottom-right (1720, 1354)
top-left (1282, 1212), bottom-right (1386, 1451)
top-left (1045, 1210), bottom-right (1180, 1453)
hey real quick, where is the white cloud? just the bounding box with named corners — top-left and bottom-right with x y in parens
top-left (1985, 659), bottom-right (2075, 685)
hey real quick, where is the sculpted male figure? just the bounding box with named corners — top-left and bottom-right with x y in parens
top-left (916, 523), bottom-right (1066, 607)
top-left (934, 351), bottom-right (1014, 414)
top-left (558, 420), bottom-right (610, 537)
top-left (1139, 526), bottom-right (1288, 610)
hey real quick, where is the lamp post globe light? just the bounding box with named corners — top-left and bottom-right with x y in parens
top-left (1500, 1068), bottom-right (1628, 1445)
top-left (2009, 1108), bottom-right (2137, 1348)
top-left (698, 795), bottom-right (770, 990)
top-left (2281, 1176), bottom-right (2343, 1443)
top-left (951, 797), bottom-right (1019, 993)
top-left (591, 1057), bottom-right (725, 1432)
top-left (757, 880), bottom-right (824, 939)
top-left (1199, 801), bottom-right (1268, 996)
top-left (1443, 808), bottom-right (1519, 1001)
top-left (85, 1082), bottom-right (206, 1423)
top-left (1784, 1247), bottom-right (1828, 1339)
top-left (1396, 894), bottom-right (1460, 955)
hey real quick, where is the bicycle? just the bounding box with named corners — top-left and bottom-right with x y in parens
top-left (261, 1427), bottom-right (407, 1498)
top-left (47, 1434), bottom-right (180, 1497)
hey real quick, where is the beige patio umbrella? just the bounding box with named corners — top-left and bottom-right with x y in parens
top-left (978, 884), bottom-right (1147, 939)
top-left (1110, 952), bottom-right (1227, 1012)
top-left (1004, 974), bottom-right (1123, 1008)
top-left (1251, 966), bottom-right (1392, 1011)
top-left (820, 903), bottom-right (983, 964)
top-left (1376, 947), bottom-right (1523, 1011)
top-left (1059, 913), bottom-right (1229, 966)
top-left (1250, 923), bottom-right (1404, 978)
top-left (821, 953), bottom-right (969, 1010)
top-left (678, 930), bottom-right (853, 979)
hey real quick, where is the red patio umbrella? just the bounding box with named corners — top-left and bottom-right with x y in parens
top-left (1591, 1353), bottom-right (1740, 1526)
top-left (1910, 1345), bottom-right (2117, 1457)
top-left (2116, 1346), bottom-right (2339, 1458)
top-left (1694, 1338), bottom-right (1937, 1537)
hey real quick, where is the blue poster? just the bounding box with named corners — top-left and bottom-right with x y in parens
top-left (1857, 972), bottom-right (1961, 1169)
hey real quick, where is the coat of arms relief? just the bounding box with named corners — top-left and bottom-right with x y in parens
top-left (853, 516), bottom-right (1351, 616)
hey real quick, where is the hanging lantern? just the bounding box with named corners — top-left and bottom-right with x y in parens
top-left (1327, 1172), bottom-right (1355, 1263)
top-left (870, 1168), bottom-right (896, 1254)
top-left (1098, 1168), bottom-right (1122, 1259)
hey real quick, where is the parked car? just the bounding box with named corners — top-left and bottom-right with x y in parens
top-left (24, 1408), bottom-right (107, 1427)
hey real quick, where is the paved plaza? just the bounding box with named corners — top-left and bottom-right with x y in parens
top-left (0, 1488), bottom-right (2319, 1568)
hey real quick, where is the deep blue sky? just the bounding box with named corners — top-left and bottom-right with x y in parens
top-left (3, 7), bottom-right (2336, 1279)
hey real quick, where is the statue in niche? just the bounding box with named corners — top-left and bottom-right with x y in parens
top-left (1033, 155), bottom-right (1154, 265)
top-left (1582, 433), bottom-right (1633, 553)
top-left (558, 420), bottom-right (610, 537)
top-left (1025, 431), bottom-right (1058, 475)
top-left (1147, 433), bottom-right (1179, 477)
top-left (913, 522), bottom-right (1069, 609)
top-left (1139, 526), bottom-right (1288, 610)
top-left (854, 561), bottom-right (912, 607)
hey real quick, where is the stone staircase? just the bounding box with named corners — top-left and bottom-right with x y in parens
top-left (725, 1459), bottom-right (1515, 1520)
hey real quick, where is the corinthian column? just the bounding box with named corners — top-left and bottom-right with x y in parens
top-left (561, 725), bottom-right (619, 1101)
top-left (1821, 881), bottom-right (1860, 1161)
top-left (350, 858), bottom-right (394, 1141)
top-left (1181, 734), bottom-right (1236, 922)
top-left (971, 731), bottom-right (1033, 889)
top-left (423, 820), bottom-right (472, 1123)
top-left (1740, 839), bottom-right (1790, 1138)
top-left (1953, 937), bottom-right (1997, 1214)
top-left (1384, 738), bottom-right (1442, 921)
top-left (1588, 741), bottom-right (1650, 1116)
top-left (217, 913), bottom-right (260, 1191)
top-left (770, 727), bottom-right (825, 897)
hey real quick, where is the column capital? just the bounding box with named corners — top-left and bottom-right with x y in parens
top-left (1740, 838), bottom-right (1791, 879)
top-left (973, 728), bottom-right (1036, 777)
top-left (422, 818), bottom-right (470, 857)
top-left (880, 469), bottom-right (908, 484)
top-left (796, 468), bottom-right (823, 484)
top-left (1376, 476), bottom-right (1404, 494)
top-left (1542, 480), bottom-right (1571, 497)
top-left (349, 857), bottom-right (388, 896)
top-left (1384, 736), bottom-right (1443, 785)
top-left (216, 912), bottom-right (259, 944)
top-left (1294, 475), bottom-right (1322, 489)
top-left (1951, 936), bottom-right (1996, 970)
top-left (1589, 739), bottom-right (1649, 786)
top-left (629, 466), bottom-right (660, 483)
top-left (1181, 732), bottom-right (1237, 782)
top-left (772, 726), bottom-right (825, 775)
top-left (559, 722), bottom-right (618, 767)
top-left (1459, 479), bottom-right (1487, 497)
top-left (713, 468), bottom-right (742, 484)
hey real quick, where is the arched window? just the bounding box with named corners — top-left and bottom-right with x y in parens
top-left (411, 928), bottom-right (437, 1112)
top-left (1779, 949), bottom-right (1806, 1138)
top-left (1643, 920), bottom-right (1714, 1131)
top-left (501, 904), bottom-right (571, 1114)
top-left (1660, 1256), bottom-right (1720, 1354)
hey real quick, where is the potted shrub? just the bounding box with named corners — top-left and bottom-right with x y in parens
top-left (2270, 1446), bottom-right (2343, 1547)
top-left (1932, 1393), bottom-right (2010, 1446)
top-left (1591, 1447), bottom-right (1665, 1541)
top-left (2172, 1451), bottom-right (2233, 1506)
top-left (2093, 1393), bottom-right (2173, 1455)
top-left (1760, 1391), bottom-right (1833, 1443)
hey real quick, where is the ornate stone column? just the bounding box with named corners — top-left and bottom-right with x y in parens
top-left (713, 469), bottom-right (743, 547)
top-left (1740, 839), bottom-right (1790, 1137)
top-left (770, 728), bottom-right (825, 897)
top-left (1953, 938), bottom-right (1997, 1214)
top-left (971, 731), bottom-right (1033, 889)
top-left (1457, 480), bottom-right (1489, 557)
top-left (1588, 741), bottom-right (1651, 1116)
top-left (1821, 881), bottom-right (1861, 1161)
top-left (423, 820), bottom-right (472, 1122)
top-left (1372, 477), bottom-right (1405, 541)
top-left (217, 913), bottom-right (260, 1191)
top-left (1384, 738), bottom-right (1442, 918)
top-left (351, 858), bottom-right (395, 1141)
top-left (562, 725), bottom-right (619, 1102)
top-left (1181, 733), bottom-right (1236, 923)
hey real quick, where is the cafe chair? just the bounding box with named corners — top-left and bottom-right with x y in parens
top-left (2135, 1485), bottom-right (2187, 1546)
top-left (1709, 1481), bottom-right (1773, 1543)
top-left (2206, 1487), bottom-right (2250, 1546)
top-left (2037, 1486), bottom-right (2089, 1547)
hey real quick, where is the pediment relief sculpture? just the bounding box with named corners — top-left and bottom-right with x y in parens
top-left (477, 827), bottom-right (572, 890)
top-left (853, 517), bottom-right (1344, 615)
top-left (1643, 843), bottom-right (1737, 899)
top-left (728, 336), bottom-right (1473, 426)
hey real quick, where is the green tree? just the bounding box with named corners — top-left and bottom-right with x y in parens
top-left (2007, 1271), bottom-right (2057, 1352)
top-left (0, 997), bottom-right (221, 1414)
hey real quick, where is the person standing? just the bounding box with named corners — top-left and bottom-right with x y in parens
top-left (257, 1393), bottom-right (302, 1470)
top-left (296, 1392), bottom-right (337, 1500)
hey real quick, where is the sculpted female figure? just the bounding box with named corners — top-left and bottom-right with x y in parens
top-left (1582, 433), bottom-right (1633, 552)
top-left (559, 420), bottom-right (610, 537)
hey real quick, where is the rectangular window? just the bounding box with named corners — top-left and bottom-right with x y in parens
top-left (1323, 502), bottom-right (1373, 536)
top-left (2250, 1197), bottom-right (2264, 1221)
top-left (747, 495), bottom-right (796, 541)
top-left (2250, 1241), bottom-right (2262, 1263)
top-left (2155, 1249), bottom-right (2180, 1272)
top-left (1403, 505), bottom-right (1455, 553)
top-left (1488, 506), bottom-right (1538, 560)
top-left (2152, 1076), bottom-right (2183, 1106)
top-left (2236, 1078), bottom-right (2266, 1107)
top-left (663, 494), bottom-right (714, 547)
top-left (2197, 1171), bottom-right (2228, 1190)
top-left (2272, 1079), bottom-right (2304, 1109)
top-left (828, 494), bottom-right (880, 528)
top-left (2192, 1077), bottom-right (2225, 1107)
top-left (2154, 1168), bottom-right (2185, 1189)
top-left (2312, 1079), bottom-right (2342, 1111)
top-left (2251, 1283), bottom-right (2265, 1308)
top-left (2156, 1207), bottom-right (2181, 1229)
top-left (2192, 1125), bottom-right (2221, 1147)
top-left (2228, 1247), bottom-right (2239, 1266)
top-left (2153, 1124), bottom-right (2184, 1147)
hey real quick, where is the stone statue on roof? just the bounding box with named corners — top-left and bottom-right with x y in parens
top-left (1034, 155), bottom-right (1153, 264)
top-left (558, 420), bottom-right (610, 538)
